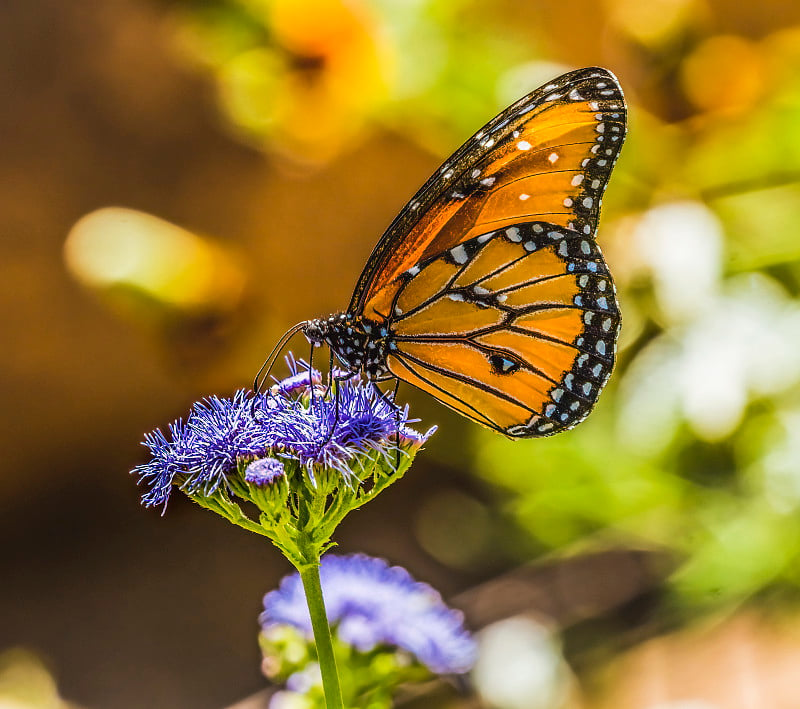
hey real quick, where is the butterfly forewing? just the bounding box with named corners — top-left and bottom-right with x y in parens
top-left (351, 67), bottom-right (626, 323)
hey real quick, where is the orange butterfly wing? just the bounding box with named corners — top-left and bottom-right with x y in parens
top-left (385, 224), bottom-right (620, 436)
top-left (350, 67), bottom-right (626, 323)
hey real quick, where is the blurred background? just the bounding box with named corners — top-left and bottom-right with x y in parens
top-left (3, 0), bottom-right (800, 707)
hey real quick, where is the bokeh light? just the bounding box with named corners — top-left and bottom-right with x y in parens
top-left (64, 207), bottom-right (245, 315)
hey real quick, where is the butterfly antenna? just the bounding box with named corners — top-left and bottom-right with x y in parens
top-left (253, 321), bottom-right (307, 396)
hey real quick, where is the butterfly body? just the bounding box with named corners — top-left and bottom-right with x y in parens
top-left (303, 313), bottom-right (394, 380)
top-left (289, 67), bottom-right (628, 438)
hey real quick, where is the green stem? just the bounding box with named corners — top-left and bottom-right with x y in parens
top-left (298, 560), bottom-right (344, 709)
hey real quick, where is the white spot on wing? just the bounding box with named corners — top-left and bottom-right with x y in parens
top-left (450, 245), bottom-right (469, 264)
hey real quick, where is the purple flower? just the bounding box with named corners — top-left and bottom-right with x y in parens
top-left (132, 357), bottom-right (434, 508)
top-left (261, 554), bottom-right (477, 675)
top-left (245, 457), bottom-right (286, 486)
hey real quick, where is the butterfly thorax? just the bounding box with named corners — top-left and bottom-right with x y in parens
top-left (303, 313), bottom-right (393, 380)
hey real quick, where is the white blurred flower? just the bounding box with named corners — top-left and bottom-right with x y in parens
top-left (632, 201), bottom-right (723, 323)
top-left (756, 410), bottom-right (800, 514)
top-left (619, 274), bottom-right (800, 446)
top-left (472, 616), bottom-right (572, 709)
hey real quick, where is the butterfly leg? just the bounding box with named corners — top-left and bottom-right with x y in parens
top-left (321, 368), bottom-right (357, 447)
top-left (369, 378), bottom-right (402, 471)
top-left (308, 341), bottom-right (317, 408)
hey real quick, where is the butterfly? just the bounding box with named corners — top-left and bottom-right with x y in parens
top-left (262, 67), bottom-right (627, 438)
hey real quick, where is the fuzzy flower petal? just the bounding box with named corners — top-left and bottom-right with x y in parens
top-left (136, 420), bottom-right (192, 510)
top-left (261, 554), bottom-right (477, 675)
top-left (182, 391), bottom-right (275, 494)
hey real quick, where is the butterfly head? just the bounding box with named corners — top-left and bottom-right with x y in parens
top-left (302, 317), bottom-right (333, 346)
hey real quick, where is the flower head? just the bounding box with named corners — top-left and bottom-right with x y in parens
top-left (132, 357), bottom-right (434, 509)
top-left (261, 554), bottom-right (477, 675)
top-left (132, 358), bottom-right (434, 567)
top-left (245, 457), bottom-right (287, 487)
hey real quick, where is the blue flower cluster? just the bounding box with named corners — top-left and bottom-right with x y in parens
top-left (261, 554), bottom-right (477, 675)
top-left (133, 359), bottom-right (434, 509)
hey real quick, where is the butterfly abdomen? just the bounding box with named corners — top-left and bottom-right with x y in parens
top-left (303, 314), bottom-right (394, 379)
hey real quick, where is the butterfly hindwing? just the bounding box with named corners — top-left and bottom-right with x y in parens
top-left (352, 67), bottom-right (627, 323)
top-left (385, 223), bottom-right (621, 437)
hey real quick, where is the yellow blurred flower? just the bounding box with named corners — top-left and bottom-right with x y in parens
top-left (212, 0), bottom-right (391, 163)
top-left (681, 35), bottom-right (767, 114)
